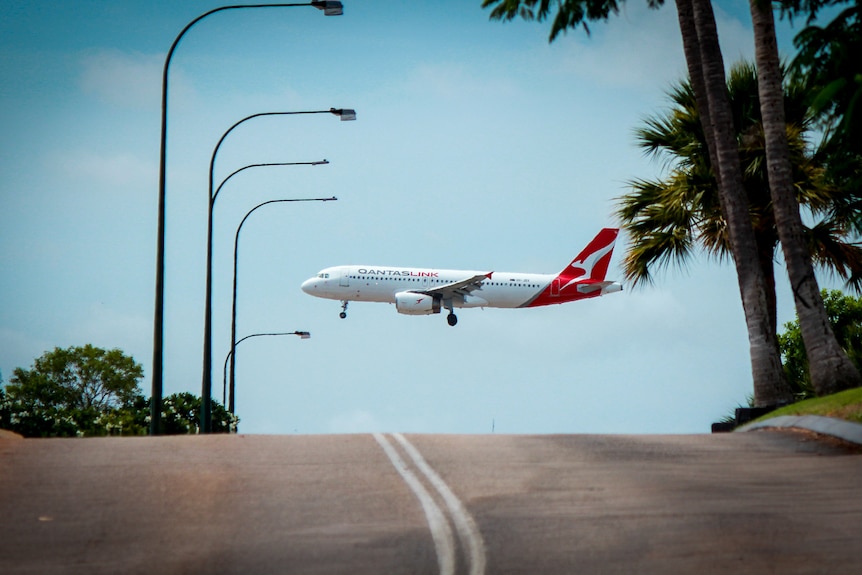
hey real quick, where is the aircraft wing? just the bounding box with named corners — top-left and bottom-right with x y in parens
top-left (420, 272), bottom-right (492, 302)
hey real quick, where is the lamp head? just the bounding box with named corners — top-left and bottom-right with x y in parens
top-left (330, 108), bottom-right (356, 121)
top-left (312, 1), bottom-right (343, 16)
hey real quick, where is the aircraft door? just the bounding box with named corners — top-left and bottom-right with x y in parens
top-left (339, 268), bottom-right (350, 287)
top-left (551, 278), bottom-right (561, 297)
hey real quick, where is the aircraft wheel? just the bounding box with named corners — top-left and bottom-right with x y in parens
top-left (447, 313), bottom-right (458, 326)
top-left (339, 312), bottom-right (347, 319)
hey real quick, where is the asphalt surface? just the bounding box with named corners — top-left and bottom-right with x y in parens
top-left (1, 424), bottom-right (861, 574)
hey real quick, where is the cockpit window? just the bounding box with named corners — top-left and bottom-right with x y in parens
top-left (318, 273), bottom-right (330, 279)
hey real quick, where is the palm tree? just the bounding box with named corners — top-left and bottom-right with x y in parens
top-left (675, 0), bottom-right (792, 407)
top-left (749, 0), bottom-right (862, 396)
top-left (484, 0), bottom-right (794, 406)
top-left (618, 60), bottom-right (862, 334)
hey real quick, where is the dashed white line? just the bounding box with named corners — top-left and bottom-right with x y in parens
top-left (374, 433), bottom-right (486, 575)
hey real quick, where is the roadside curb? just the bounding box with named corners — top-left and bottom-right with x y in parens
top-left (737, 415), bottom-right (862, 445)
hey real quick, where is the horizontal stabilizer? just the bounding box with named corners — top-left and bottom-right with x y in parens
top-left (576, 281), bottom-right (622, 294)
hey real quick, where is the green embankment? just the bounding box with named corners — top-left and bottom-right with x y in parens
top-left (754, 387), bottom-right (862, 425)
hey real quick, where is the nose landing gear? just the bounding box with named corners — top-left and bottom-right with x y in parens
top-left (339, 301), bottom-right (348, 319)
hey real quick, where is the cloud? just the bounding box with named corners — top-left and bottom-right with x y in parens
top-left (53, 149), bottom-right (154, 191)
top-left (0, 327), bottom-right (53, 380)
top-left (73, 303), bottom-right (151, 366)
top-left (713, 4), bottom-right (758, 64)
top-left (554, 2), bottom-right (687, 92)
top-left (78, 49), bottom-right (164, 109)
top-left (326, 409), bottom-right (384, 433)
top-left (551, 2), bottom-right (762, 93)
top-left (403, 62), bottom-right (520, 102)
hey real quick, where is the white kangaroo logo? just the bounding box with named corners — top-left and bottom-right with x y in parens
top-left (560, 240), bottom-right (615, 292)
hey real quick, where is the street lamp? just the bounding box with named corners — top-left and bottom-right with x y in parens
top-left (201, 109), bottom-right (354, 433)
top-left (227, 198), bottom-right (336, 419)
top-left (214, 160), bottom-right (329, 201)
top-left (222, 331), bottom-right (311, 416)
top-left (151, 1), bottom-right (344, 436)
top-left (201, 159), bottom-right (329, 431)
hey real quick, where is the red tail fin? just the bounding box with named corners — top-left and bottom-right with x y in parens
top-left (558, 228), bottom-right (619, 285)
top-left (525, 229), bottom-right (620, 308)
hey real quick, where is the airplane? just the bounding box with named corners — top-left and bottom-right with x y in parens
top-left (300, 228), bottom-right (622, 327)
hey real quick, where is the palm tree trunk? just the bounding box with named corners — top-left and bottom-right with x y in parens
top-left (749, 0), bottom-right (861, 395)
top-left (678, 0), bottom-right (792, 406)
top-left (755, 232), bottom-right (779, 336)
top-left (675, 0), bottom-right (721, 190)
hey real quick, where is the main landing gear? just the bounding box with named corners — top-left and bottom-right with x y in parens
top-left (339, 301), bottom-right (348, 319)
top-left (443, 297), bottom-right (457, 326)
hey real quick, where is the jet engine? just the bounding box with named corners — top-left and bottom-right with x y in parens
top-left (395, 292), bottom-right (441, 315)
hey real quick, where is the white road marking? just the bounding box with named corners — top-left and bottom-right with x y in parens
top-left (393, 433), bottom-right (487, 575)
top-left (373, 433), bottom-right (456, 575)
top-left (374, 433), bottom-right (487, 575)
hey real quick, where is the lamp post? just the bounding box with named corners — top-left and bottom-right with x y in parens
top-left (222, 331), bottom-right (311, 416)
top-left (227, 198), bottom-right (336, 419)
top-left (214, 160), bottom-right (329, 201)
top-left (201, 109), bottom-right (354, 434)
top-left (151, 1), bottom-right (344, 436)
top-left (202, 159), bottom-right (326, 434)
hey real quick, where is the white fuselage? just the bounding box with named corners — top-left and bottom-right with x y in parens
top-left (301, 265), bottom-right (554, 309)
top-left (301, 229), bottom-right (622, 326)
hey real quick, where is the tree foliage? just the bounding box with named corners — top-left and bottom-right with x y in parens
top-left (779, 289), bottom-right (862, 397)
top-left (484, 0), bottom-right (796, 405)
top-left (1, 345), bottom-right (237, 437)
top-left (617, 60), bottom-right (862, 332)
top-left (3, 345), bottom-right (144, 437)
top-left (160, 392), bottom-right (237, 435)
top-left (482, 0), bottom-right (862, 401)
top-left (790, 1), bottom-right (862, 229)
top-left (484, 0), bottom-right (631, 39)
top-left (748, 0), bottom-right (861, 398)
top-left (790, 1), bottom-right (862, 154)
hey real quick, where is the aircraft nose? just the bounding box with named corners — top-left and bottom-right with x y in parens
top-left (301, 277), bottom-right (316, 294)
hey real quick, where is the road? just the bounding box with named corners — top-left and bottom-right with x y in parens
top-left (1, 430), bottom-right (860, 574)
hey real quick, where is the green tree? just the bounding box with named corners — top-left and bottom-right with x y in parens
top-left (791, 1), bottom-right (862, 243)
top-left (617, 60), bottom-right (862, 335)
top-left (673, 0), bottom-right (794, 405)
top-left (2, 346), bottom-right (238, 436)
top-left (1, 373), bottom-right (12, 431)
top-left (779, 289), bottom-right (862, 397)
top-left (484, 0), bottom-right (793, 405)
top-left (749, 0), bottom-right (861, 397)
top-left (791, 1), bottom-right (862, 157)
top-left (160, 392), bottom-right (237, 434)
top-left (686, 0), bottom-right (795, 406)
top-left (5, 345), bottom-right (144, 437)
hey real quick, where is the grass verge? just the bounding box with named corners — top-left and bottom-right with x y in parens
top-left (753, 387), bottom-right (862, 425)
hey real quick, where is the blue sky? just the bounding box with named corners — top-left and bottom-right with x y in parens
top-left (0, 1), bottom-right (835, 434)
